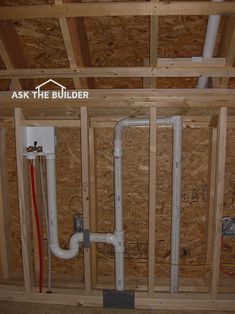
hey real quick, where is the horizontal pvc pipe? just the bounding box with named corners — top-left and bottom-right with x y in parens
top-left (115, 117), bottom-right (174, 141)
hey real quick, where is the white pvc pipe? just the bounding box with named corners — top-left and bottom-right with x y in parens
top-left (114, 116), bottom-right (182, 293)
top-left (197, 0), bottom-right (223, 88)
top-left (114, 118), bottom-right (173, 291)
top-left (46, 154), bottom-right (81, 259)
top-left (45, 154), bottom-right (119, 260)
top-left (44, 116), bottom-right (182, 292)
top-left (170, 116), bottom-right (182, 293)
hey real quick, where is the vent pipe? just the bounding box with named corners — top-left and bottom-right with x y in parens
top-left (197, 0), bottom-right (223, 88)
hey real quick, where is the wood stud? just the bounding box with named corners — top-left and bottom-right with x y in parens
top-left (14, 108), bottom-right (34, 292)
top-left (80, 107), bottom-right (92, 294)
top-left (148, 107), bottom-right (157, 297)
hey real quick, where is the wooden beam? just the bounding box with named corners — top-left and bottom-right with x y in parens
top-left (14, 108), bottom-right (34, 292)
top-left (148, 107), bottom-right (157, 297)
top-left (143, 59), bottom-right (150, 88)
top-left (205, 125), bottom-right (217, 286)
top-left (55, 0), bottom-right (82, 89)
top-left (0, 22), bottom-right (21, 90)
top-left (5, 115), bottom-right (235, 128)
top-left (19, 117), bottom-right (214, 129)
top-left (55, 0), bottom-right (94, 88)
top-left (149, 0), bottom-right (158, 88)
top-left (0, 2), bottom-right (235, 20)
top-left (2, 65), bottom-right (235, 79)
top-left (0, 20), bottom-right (32, 90)
top-left (80, 107), bottom-right (92, 294)
top-left (21, 119), bottom-right (80, 128)
top-left (0, 128), bottom-right (11, 280)
top-left (0, 288), bottom-right (235, 310)
top-left (218, 16), bottom-right (235, 88)
top-left (64, 0), bottom-right (94, 88)
top-left (211, 107), bottom-right (227, 299)
top-left (1, 89), bottom-right (235, 109)
top-left (89, 127), bottom-right (97, 287)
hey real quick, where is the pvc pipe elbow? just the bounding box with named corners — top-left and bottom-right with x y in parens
top-left (50, 244), bottom-right (79, 260)
top-left (114, 119), bottom-right (129, 140)
top-left (69, 232), bottom-right (83, 249)
top-left (172, 116), bottom-right (183, 129)
top-left (115, 119), bottom-right (129, 130)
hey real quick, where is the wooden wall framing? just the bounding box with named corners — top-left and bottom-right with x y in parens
top-left (0, 106), bottom-right (234, 310)
top-left (0, 0), bottom-right (234, 308)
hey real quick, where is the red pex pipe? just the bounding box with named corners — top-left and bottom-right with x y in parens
top-left (30, 160), bottom-right (43, 293)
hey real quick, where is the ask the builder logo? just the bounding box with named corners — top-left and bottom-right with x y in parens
top-left (11, 79), bottom-right (89, 99)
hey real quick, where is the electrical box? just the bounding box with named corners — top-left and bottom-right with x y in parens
top-left (222, 216), bottom-right (235, 237)
top-left (22, 126), bottom-right (57, 155)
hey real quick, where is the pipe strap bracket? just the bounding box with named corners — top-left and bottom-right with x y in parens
top-left (83, 229), bottom-right (91, 248)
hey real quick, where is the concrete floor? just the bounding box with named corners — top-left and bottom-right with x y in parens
top-left (0, 302), bottom-right (234, 314)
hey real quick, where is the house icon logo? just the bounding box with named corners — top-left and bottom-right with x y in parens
top-left (11, 78), bottom-right (89, 100)
top-left (35, 79), bottom-right (67, 92)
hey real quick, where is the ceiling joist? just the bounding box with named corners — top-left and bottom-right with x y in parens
top-left (149, 0), bottom-right (159, 88)
top-left (55, 0), bottom-right (94, 88)
top-left (1, 89), bottom-right (235, 109)
top-left (0, 65), bottom-right (234, 79)
top-left (0, 2), bottom-right (235, 20)
top-left (218, 16), bottom-right (235, 88)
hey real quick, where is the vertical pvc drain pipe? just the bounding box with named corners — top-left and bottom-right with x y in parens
top-left (170, 116), bottom-right (182, 293)
top-left (114, 121), bottom-right (126, 291)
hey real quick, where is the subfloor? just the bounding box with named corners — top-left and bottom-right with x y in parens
top-left (0, 302), bottom-right (234, 314)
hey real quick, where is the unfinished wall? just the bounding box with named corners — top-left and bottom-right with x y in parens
top-left (5, 124), bottom-right (235, 287)
top-left (5, 127), bottom-right (84, 284)
top-left (95, 126), bottom-right (209, 287)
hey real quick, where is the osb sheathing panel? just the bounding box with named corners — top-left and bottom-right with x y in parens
top-left (5, 127), bottom-right (22, 273)
top-left (13, 17), bottom-right (75, 90)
